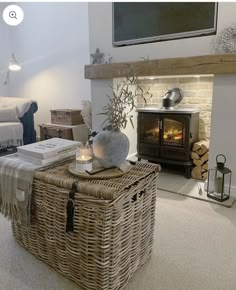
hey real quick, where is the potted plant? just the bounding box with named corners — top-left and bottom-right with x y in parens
top-left (93, 66), bottom-right (152, 168)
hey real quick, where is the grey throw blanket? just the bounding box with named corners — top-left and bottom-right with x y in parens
top-left (0, 155), bottom-right (39, 226)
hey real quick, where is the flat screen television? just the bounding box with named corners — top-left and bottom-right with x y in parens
top-left (113, 2), bottom-right (218, 46)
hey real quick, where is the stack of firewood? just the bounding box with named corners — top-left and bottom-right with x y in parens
top-left (191, 140), bottom-right (209, 180)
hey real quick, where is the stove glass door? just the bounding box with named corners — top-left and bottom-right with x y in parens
top-left (140, 115), bottom-right (160, 144)
top-left (162, 118), bottom-right (185, 147)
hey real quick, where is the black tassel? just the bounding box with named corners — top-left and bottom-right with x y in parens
top-left (66, 182), bottom-right (78, 232)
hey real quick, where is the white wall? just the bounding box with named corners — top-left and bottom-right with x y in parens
top-left (88, 2), bottom-right (236, 186)
top-left (209, 75), bottom-right (236, 193)
top-left (0, 3), bottom-right (11, 96)
top-left (89, 2), bottom-right (236, 61)
top-left (6, 2), bottom-right (91, 135)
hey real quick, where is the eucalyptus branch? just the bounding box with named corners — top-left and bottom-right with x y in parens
top-left (99, 65), bottom-right (151, 131)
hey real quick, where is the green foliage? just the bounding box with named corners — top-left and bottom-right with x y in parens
top-left (100, 65), bottom-right (152, 131)
top-left (140, 56), bottom-right (150, 62)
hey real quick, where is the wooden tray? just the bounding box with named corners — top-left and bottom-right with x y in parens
top-left (68, 162), bottom-right (131, 179)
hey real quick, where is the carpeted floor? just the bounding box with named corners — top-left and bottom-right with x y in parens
top-left (1, 190), bottom-right (236, 290)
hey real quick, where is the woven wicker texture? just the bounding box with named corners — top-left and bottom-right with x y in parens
top-left (12, 161), bottom-right (159, 290)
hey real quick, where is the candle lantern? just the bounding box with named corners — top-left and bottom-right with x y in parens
top-left (75, 145), bottom-right (93, 173)
top-left (207, 154), bottom-right (232, 202)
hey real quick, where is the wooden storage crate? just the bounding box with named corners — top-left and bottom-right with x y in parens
top-left (12, 160), bottom-right (159, 290)
top-left (39, 124), bottom-right (73, 140)
top-left (51, 109), bottom-right (84, 125)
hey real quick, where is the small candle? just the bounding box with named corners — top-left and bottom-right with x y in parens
top-left (215, 177), bottom-right (223, 194)
top-left (80, 147), bottom-right (93, 157)
top-left (76, 155), bottom-right (92, 172)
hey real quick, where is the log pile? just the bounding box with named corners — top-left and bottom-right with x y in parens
top-left (191, 140), bottom-right (209, 180)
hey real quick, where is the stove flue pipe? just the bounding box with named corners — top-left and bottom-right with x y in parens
top-left (162, 88), bottom-right (184, 109)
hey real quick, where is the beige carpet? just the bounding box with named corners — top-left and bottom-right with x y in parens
top-left (158, 168), bottom-right (235, 207)
top-left (1, 190), bottom-right (236, 289)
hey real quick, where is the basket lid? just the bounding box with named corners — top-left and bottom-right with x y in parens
top-left (34, 160), bottom-right (160, 201)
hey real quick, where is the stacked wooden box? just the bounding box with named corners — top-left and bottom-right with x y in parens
top-left (40, 109), bottom-right (84, 141)
top-left (39, 124), bottom-right (74, 140)
top-left (191, 140), bottom-right (209, 180)
top-left (50, 109), bottom-right (84, 126)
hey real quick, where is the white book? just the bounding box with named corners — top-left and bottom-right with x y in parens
top-left (17, 138), bottom-right (81, 160)
top-left (18, 149), bottom-right (77, 166)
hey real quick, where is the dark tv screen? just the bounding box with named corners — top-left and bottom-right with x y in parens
top-left (113, 2), bottom-right (217, 46)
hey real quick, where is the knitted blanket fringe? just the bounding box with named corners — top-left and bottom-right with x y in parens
top-left (0, 139), bottom-right (23, 149)
top-left (0, 202), bottom-right (18, 221)
top-left (0, 156), bottom-right (38, 225)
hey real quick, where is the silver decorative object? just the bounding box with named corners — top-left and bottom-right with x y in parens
top-left (104, 53), bottom-right (112, 64)
top-left (214, 24), bottom-right (236, 54)
top-left (90, 48), bottom-right (104, 64)
top-left (162, 88), bottom-right (184, 109)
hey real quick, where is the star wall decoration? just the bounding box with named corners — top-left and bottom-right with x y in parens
top-left (90, 48), bottom-right (104, 64)
top-left (104, 53), bottom-right (112, 64)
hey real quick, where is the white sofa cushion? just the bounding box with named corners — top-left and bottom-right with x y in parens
top-left (0, 97), bottom-right (36, 118)
top-left (0, 106), bottom-right (20, 122)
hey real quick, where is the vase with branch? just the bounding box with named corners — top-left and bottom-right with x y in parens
top-left (93, 65), bottom-right (152, 168)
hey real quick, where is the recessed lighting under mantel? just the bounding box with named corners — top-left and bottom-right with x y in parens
top-left (139, 74), bottom-right (214, 80)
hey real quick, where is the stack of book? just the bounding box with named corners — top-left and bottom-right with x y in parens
top-left (17, 138), bottom-right (81, 166)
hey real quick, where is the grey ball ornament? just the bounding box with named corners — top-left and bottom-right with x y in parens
top-left (93, 130), bottom-right (130, 168)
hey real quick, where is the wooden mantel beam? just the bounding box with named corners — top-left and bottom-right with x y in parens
top-left (85, 53), bottom-right (236, 79)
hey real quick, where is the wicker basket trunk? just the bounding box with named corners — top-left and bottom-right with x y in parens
top-left (12, 161), bottom-right (159, 290)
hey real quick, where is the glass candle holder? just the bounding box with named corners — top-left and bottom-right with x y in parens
top-left (76, 146), bottom-right (93, 172)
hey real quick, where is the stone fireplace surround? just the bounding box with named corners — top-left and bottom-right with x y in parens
top-left (85, 54), bottom-right (236, 196)
top-left (137, 75), bottom-right (213, 140)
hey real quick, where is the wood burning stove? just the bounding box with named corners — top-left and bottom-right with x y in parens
top-left (137, 107), bottom-right (199, 178)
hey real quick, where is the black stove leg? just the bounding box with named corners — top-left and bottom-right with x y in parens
top-left (184, 166), bottom-right (191, 179)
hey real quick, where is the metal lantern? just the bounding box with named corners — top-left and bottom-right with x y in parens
top-left (207, 154), bottom-right (232, 202)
